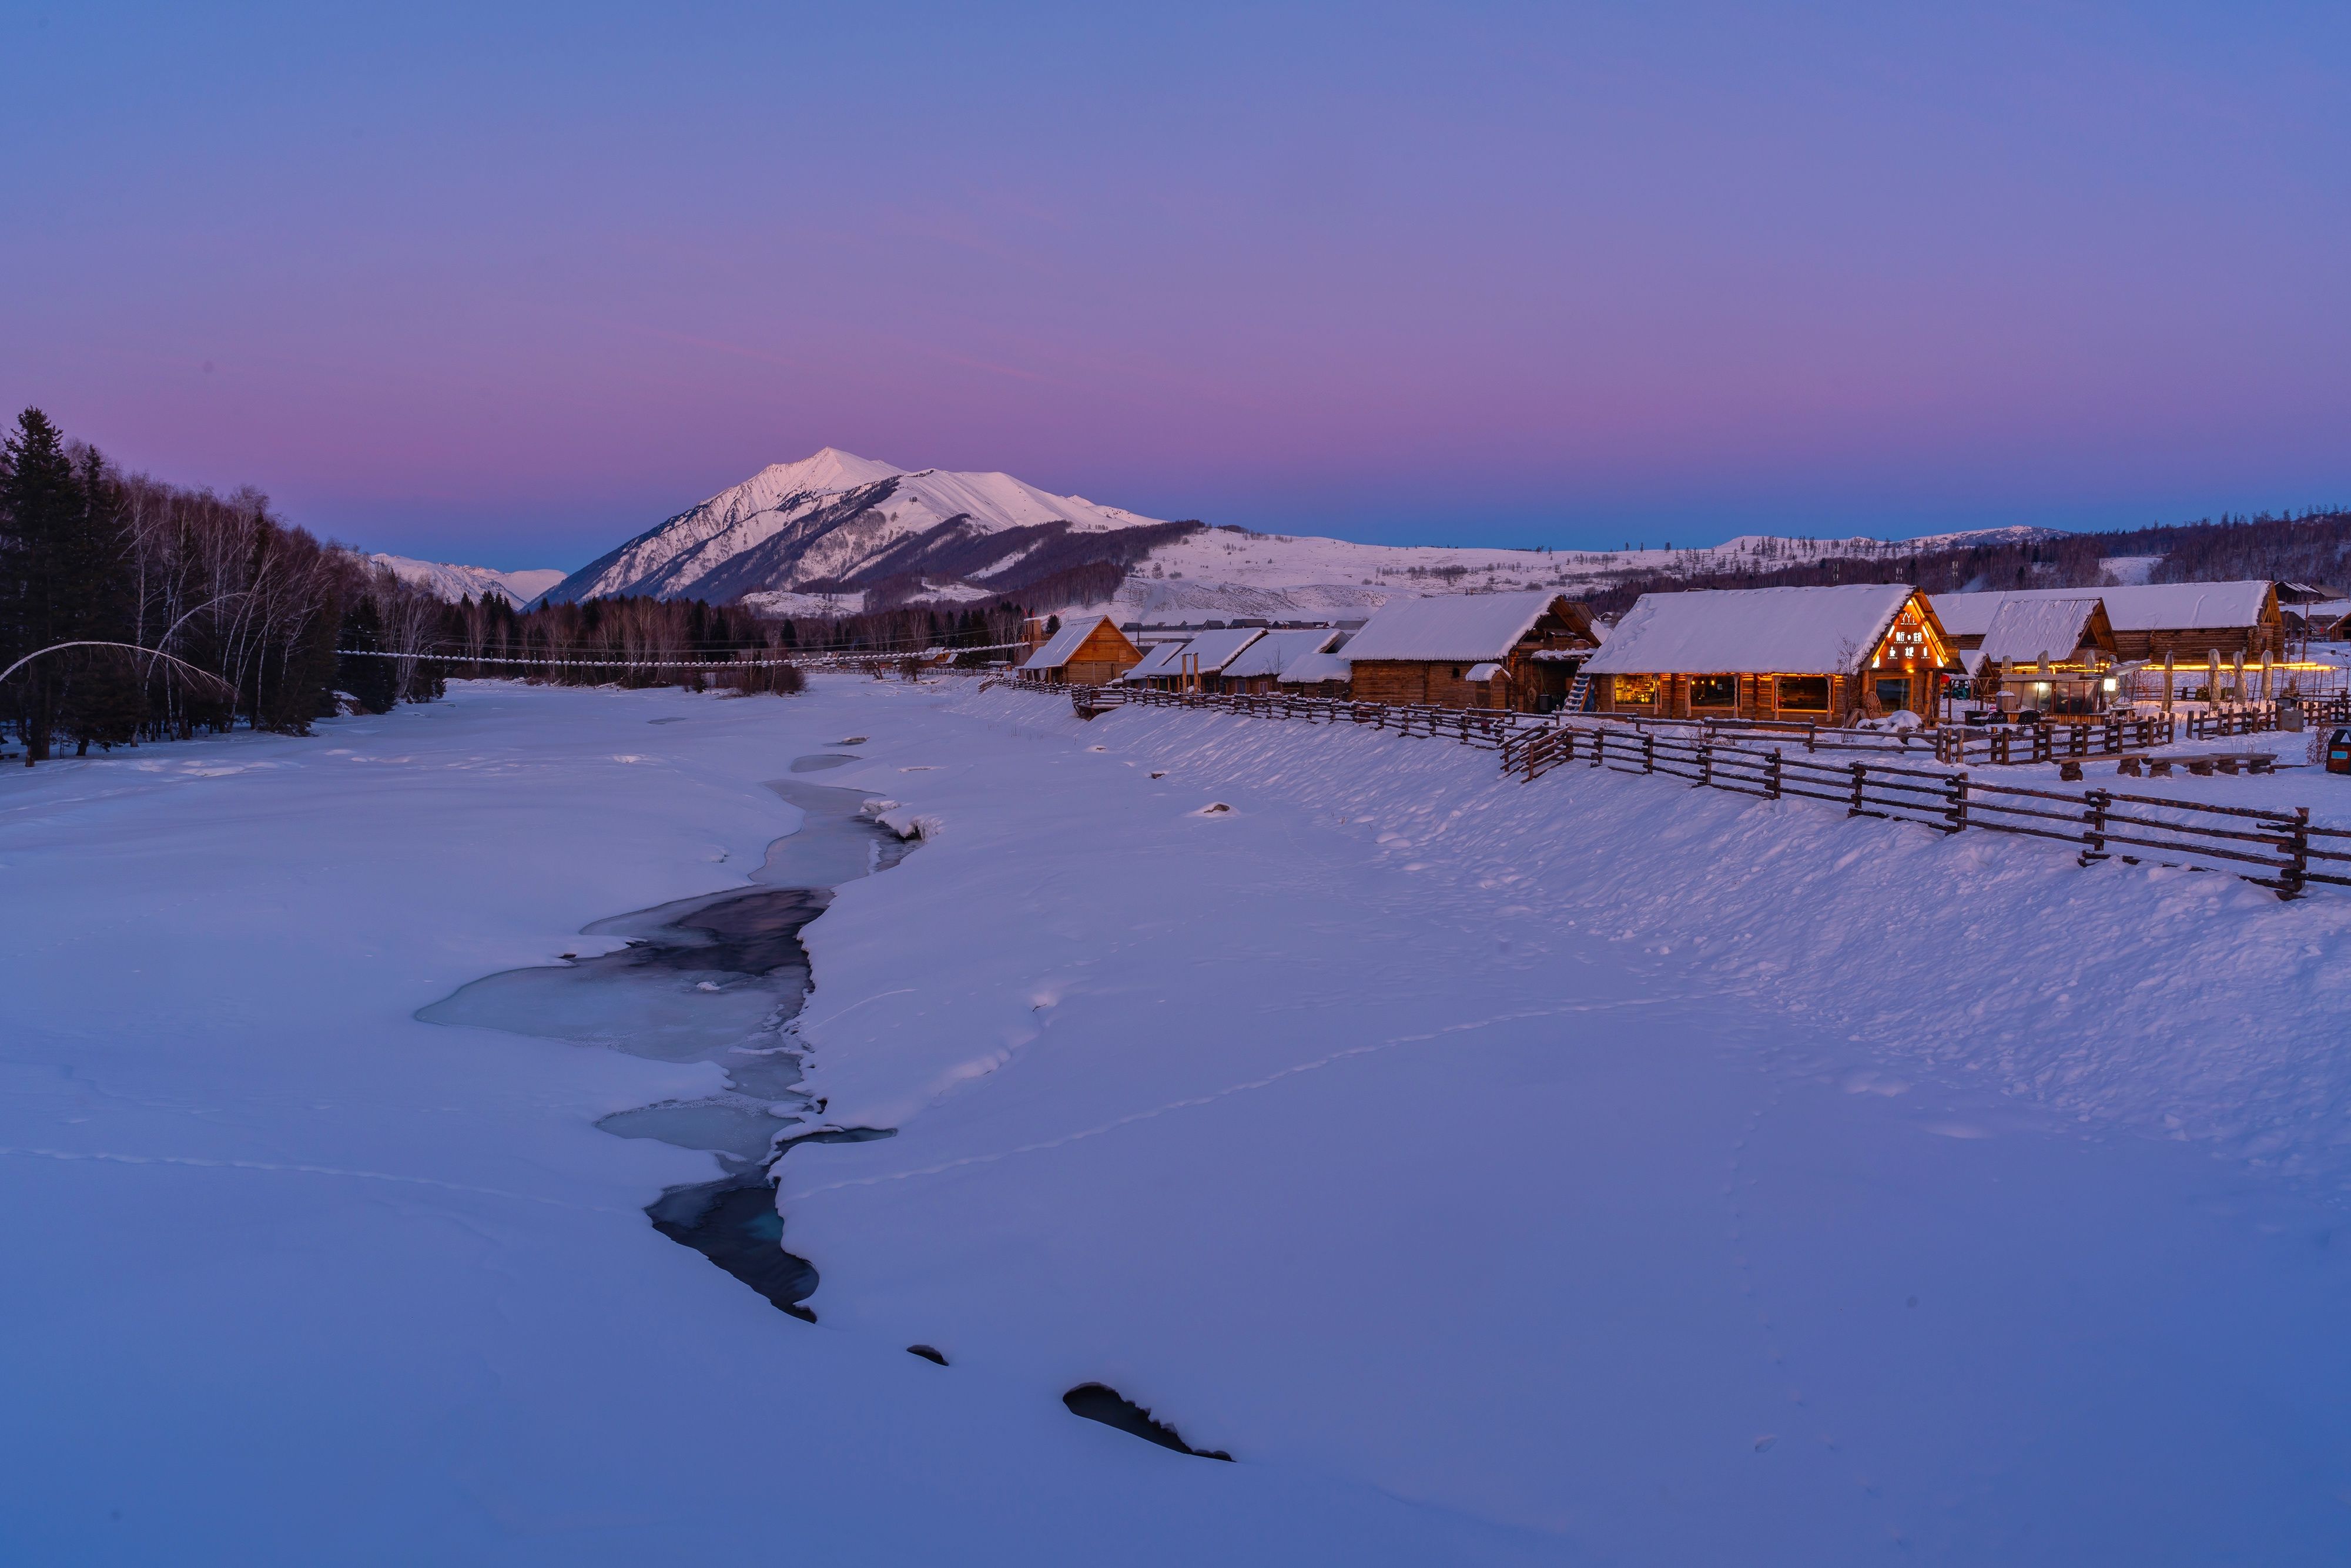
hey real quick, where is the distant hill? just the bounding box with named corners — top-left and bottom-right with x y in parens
top-left (370, 554), bottom-right (568, 606)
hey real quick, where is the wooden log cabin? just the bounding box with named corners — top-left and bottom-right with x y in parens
top-left (1016, 615), bottom-right (1144, 686)
top-left (1933, 581), bottom-right (2282, 662)
top-left (1585, 585), bottom-right (1958, 723)
top-left (1338, 591), bottom-right (1600, 712)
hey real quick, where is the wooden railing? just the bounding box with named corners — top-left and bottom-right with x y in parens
top-left (1041, 681), bottom-right (2347, 902)
top-left (1504, 722), bottom-right (2344, 899)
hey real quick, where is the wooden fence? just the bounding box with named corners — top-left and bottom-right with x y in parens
top-left (1064, 683), bottom-right (2347, 902)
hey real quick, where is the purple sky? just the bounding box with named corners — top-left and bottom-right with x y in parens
top-left (5, 2), bottom-right (2347, 569)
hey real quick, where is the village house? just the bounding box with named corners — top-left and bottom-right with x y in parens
top-left (1337, 591), bottom-right (1601, 712)
top-left (1968, 597), bottom-right (2121, 716)
top-left (1933, 581), bottom-right (2282, 662)
top-left (1585, 584), bottom-right (1958, 723)
top-left (1118, 626), bottom-right (1266, 693)
top-left (1015, 615), bottom-right (1144, 686)
top-left (1220, 629), bottom-right (1345, 694)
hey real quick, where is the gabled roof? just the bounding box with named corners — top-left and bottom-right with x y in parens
top-left (1977, 598), bottom-right (2106, 664)
top-left (1583, 585), bottom-right (1920, 676)
top-left (1337, 591), bottom-right (1595, 663)
top-left (1174, 627), bottom-right (1265, 674)
top-left (1121, 640), bottom-right (1193, 681)
top-left (1018, 614), bottom-right (1119, 672)
top-left (1279, 650), bottom-right (1352, 684)
top-left (1933, 581), bottom-right (2275, 636)
top-left (1222, 628), bottom-right (1341, 679)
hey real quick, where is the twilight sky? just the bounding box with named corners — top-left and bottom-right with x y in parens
top-left (4, 2), bottom-right (2347, 569)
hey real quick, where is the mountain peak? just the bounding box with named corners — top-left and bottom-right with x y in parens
top-left (742, 447), bottom-right (905, 497)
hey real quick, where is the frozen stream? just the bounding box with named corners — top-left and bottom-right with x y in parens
top-left (418, 769), bottom-right (912, 1318)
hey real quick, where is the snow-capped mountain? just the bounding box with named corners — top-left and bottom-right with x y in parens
top-left (539, 447), bottom-right (2079, 622)
top-left (540, 448), bottom-right (1193, 606)
top-left (371, 554), bottom-right (568, 606)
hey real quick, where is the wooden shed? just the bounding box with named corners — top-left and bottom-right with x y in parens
top-left (1221, 629), bottom-right (1345, 694)
top-left (1277, 646), bottom-right (1353, 697)
top-left (1338, 591), bottom-right (1600, 712)
top-left (1016, 615), bottom-right (1143, 686)
top-left (1934, 581), bottom-right (2282, 661)
top-left (1585, 584), bottom-right (1958, 723)
top-left (1117, 627), bottom-right (1265, 693)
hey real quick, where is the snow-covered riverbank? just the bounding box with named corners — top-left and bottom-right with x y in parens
top-left (8, 675), bottom-right (2351, 1563)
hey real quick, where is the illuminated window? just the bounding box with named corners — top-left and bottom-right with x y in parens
top-left (1690, 674), bottom-right (1737, 707)
top-left (1777, 676), bottom-right (1829, 712)
top-left (1615, 674), bottom-right (1659, 705)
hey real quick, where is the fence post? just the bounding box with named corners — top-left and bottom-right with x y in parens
top-left (1848, 761), bottom-right (1867, 816)
top-left (1697, 738), bottom-right (1713, 789)
top-left (1642, 733), bottom-right (1656, 774)
top-left (2080, 788), bottom-right (2111, 866)
top-left (2276, 808), bottom-right (2309, 900)
top-left (1947, 771), bottom-right (1968, 833)
top-left (1766, 748), bottom-right (1783, 800)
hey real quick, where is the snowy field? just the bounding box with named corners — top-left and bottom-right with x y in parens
top-left (7, 676), bottom-right (2351, 1564)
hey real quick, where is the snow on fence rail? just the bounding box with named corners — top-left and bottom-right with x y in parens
top-left (1065, 684), bottom-right (2349, 902)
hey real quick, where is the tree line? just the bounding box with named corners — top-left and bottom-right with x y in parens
top-left (0, 407), bottom-right (457, 764)
top-left (1579, 508), bottom-right (2351, 618)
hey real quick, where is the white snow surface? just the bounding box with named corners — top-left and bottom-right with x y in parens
top-left (1935, 580), bottom-right (2275, 637)
top-left (1336, 589), bottom-right (1584, 662)
top-left (11, 676), bottom-right (2351, 1563)
top-left (1585, 585), bottom-right (1915, 675)
top-left (370, 553), bottom-right (568, 605)
top-left (1975, 597), bottom-right (2103, 664)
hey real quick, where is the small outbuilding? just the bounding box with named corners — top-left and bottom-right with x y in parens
top-left (1337, 591), bottom-right (1601, 712)
top-left (1972, 597), bottom-right (2121, 716)
top-left (1277, 647), bottom-right (1353, 696)
top-left (1016, 615), bottom-right (1143, 686)
top-left (1585, 584), bottom-right (1957, 723)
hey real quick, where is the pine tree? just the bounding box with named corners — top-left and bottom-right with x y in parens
top-left (0, 408), bottom-right (87, 763)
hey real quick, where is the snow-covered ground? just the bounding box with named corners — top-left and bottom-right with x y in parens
top-left (8, 676), bottom-right (2351, 1563)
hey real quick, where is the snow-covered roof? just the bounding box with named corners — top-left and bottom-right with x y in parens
top-left (1278, 650), bottom-right (1352, 684)
top-left (1017, 615), bottom-right (1116, 672)
top-left (1221, 629), bottom-right (1341, 679)
top-left (1933, 581), bottom-right (2273, 636)
top-left (1175, 627), bottom-right (1265, 674)
top-left (1583, 585), bottom-right (1918, 676)
top-left (1121, 640), bottom-right (1192, 681)
top-left (1337, 591), bottom-right (1591, 663)
top-left (1976, 598), bottom-right (2103, 665)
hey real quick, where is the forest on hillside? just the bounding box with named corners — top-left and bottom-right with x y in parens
top-left (1579, 509), bottom-right (2351, 617)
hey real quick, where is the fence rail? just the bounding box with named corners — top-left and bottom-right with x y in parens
top-left (1045, 681), bottom-right (2347, 902)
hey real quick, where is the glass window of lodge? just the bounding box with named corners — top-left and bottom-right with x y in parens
top-left (1875, 675), bottom-right (1911, 711)
top-left (1691, 674), bottom-right (1737, 707)
top-left (1615, 674), bottom-right (1660, 705)
top-left (1776, 675), bottom-right (1829, 711)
